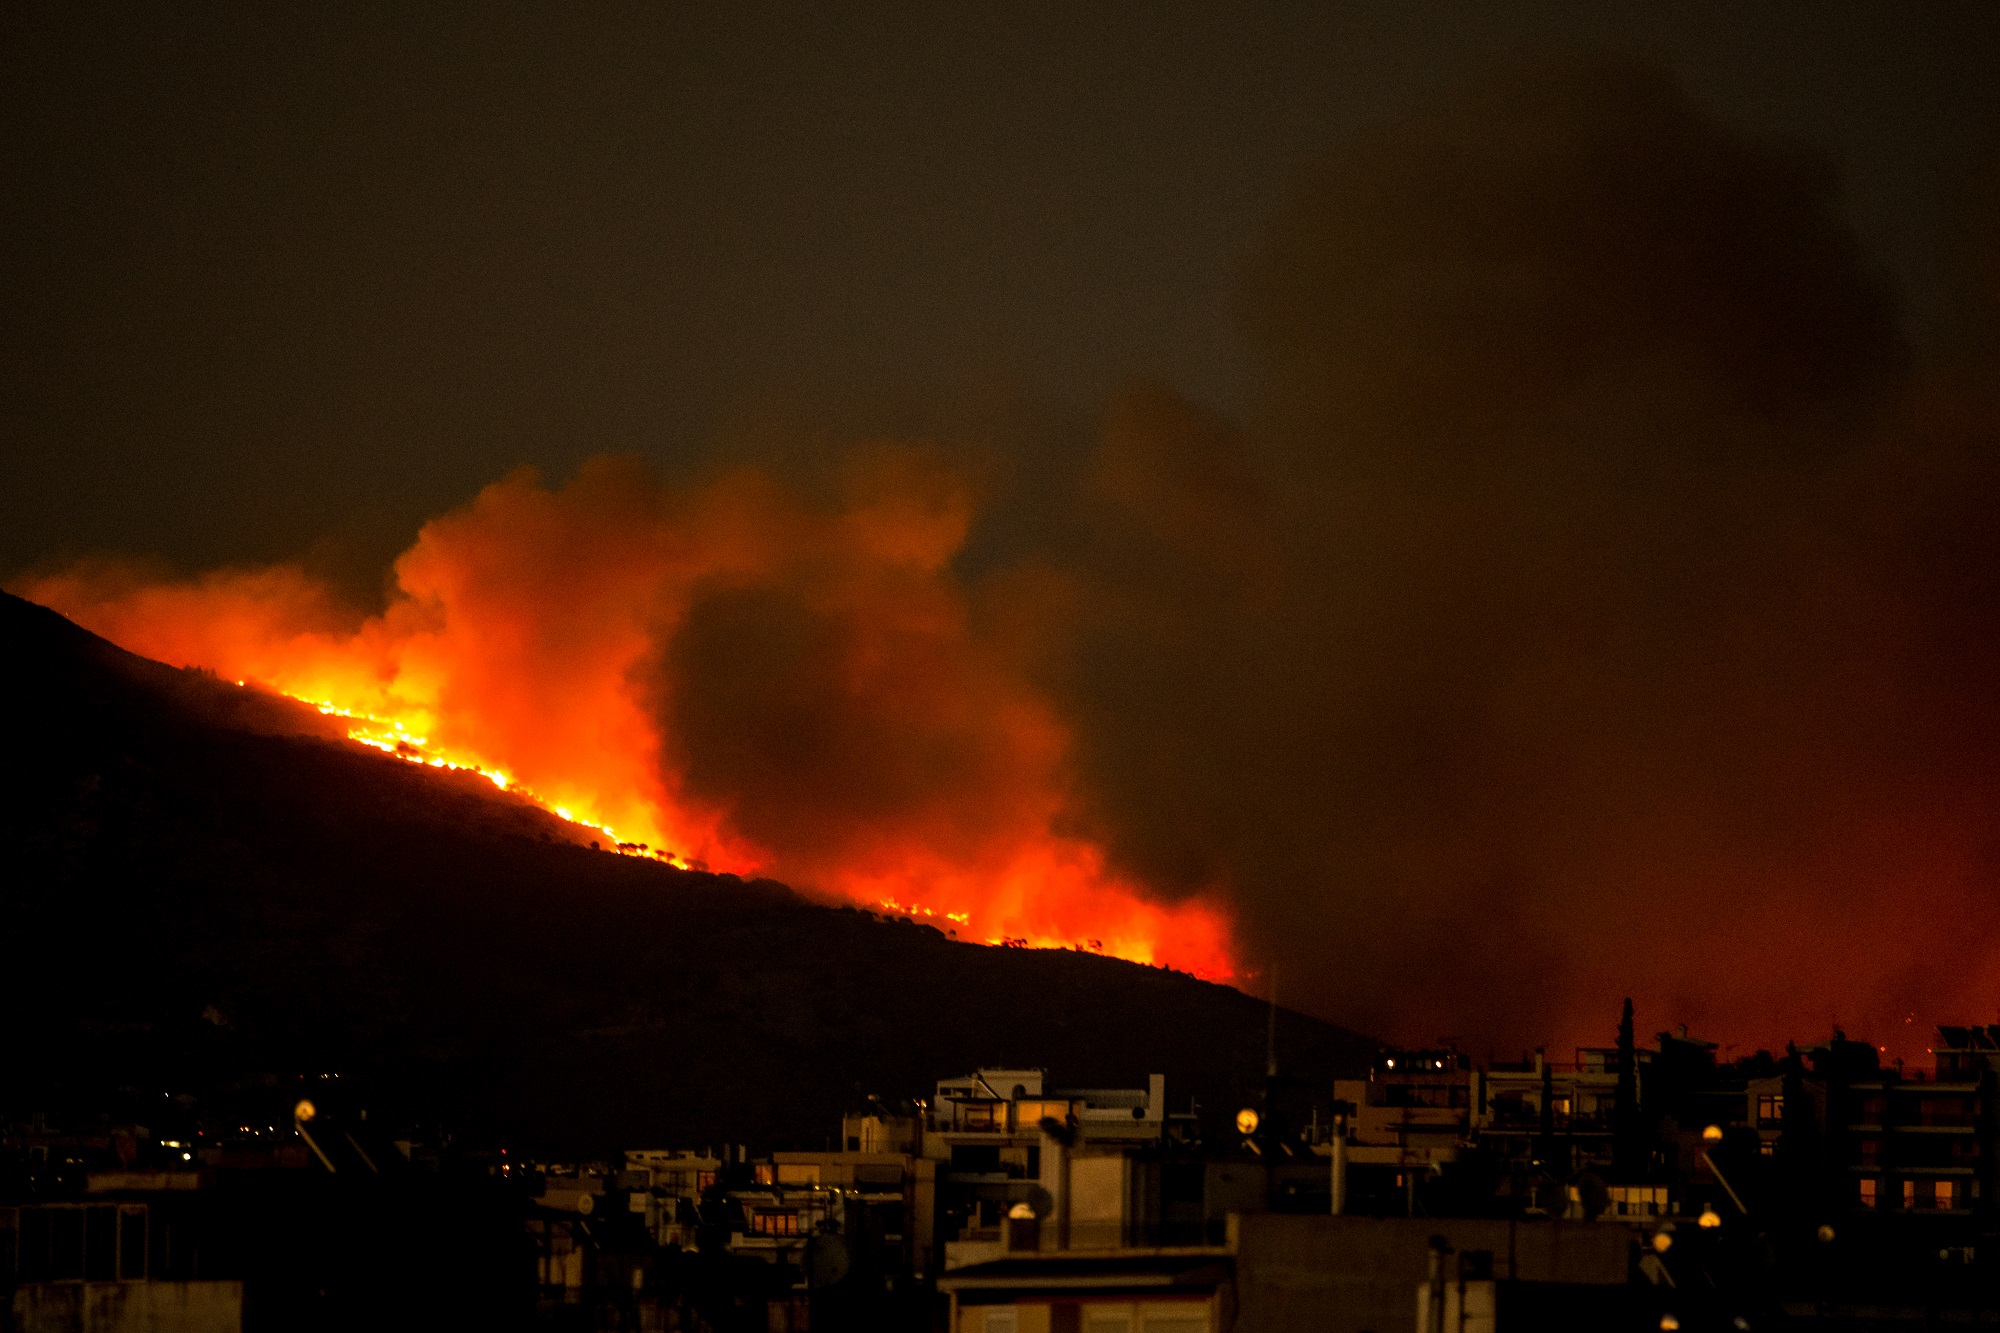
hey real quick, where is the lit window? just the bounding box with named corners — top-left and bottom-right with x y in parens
top-left (1902, 1179), bottom-right (1917, 1209)
top-left (1859, 1178), bottom-right (1878, 1208)
top-left (1935, 1180), bottom-right (1957, 1210)
top-left (1757, 1095), bottom-right (1783, 1124)
top-left (753, 1211), bottom-right (799, 1236)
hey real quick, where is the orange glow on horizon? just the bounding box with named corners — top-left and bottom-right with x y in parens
top-left (20, 455), bottom-right (1235, 981)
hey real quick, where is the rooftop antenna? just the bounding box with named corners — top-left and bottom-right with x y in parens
top-left (1266, 963), bottom-right (1279, 1079)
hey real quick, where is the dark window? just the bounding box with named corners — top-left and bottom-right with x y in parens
top-left (85, 1207), bottom-right (117, 1281)
top-left (951, 1145), bottom-right (1000, 1173)
top-left (846, 1137), bottom-right (860, 1151)
top-left (0, 1209), bottom-right (19, 1284)
top-left (49, 1208), bottom-right (85, 1281)
top-left (1164, 1162), bottom-right (1204, 1204)
top-left (119, 1209), bottom-right (146, 1280)
top-left (20, 1208), bottom-right (51, 1282)
top-left (150, 1216), bottom-right (185, 1281)
top-left (1920, 1097), bottom-right (1974, 1127)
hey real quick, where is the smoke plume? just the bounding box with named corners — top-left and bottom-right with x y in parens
top-left (1045, 58), bottom-right (2000, 1053)
top-left (21, 57), bottom-right (2000, 1054)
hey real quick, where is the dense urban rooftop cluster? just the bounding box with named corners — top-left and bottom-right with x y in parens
top-left (7, 1008), bottom-right (2000, 1331)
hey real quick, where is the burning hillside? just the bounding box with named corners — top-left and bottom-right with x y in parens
top-left (0, 587), bottom-right (1368, 1151)
top-left (20, 452), bottom-right (1235, 979)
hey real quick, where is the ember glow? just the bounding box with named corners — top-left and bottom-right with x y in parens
top-left (23, 454), bottom-right (1234, 979)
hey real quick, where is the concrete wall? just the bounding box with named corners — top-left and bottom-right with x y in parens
top-left (1068, 1156), bottom-right (1130, 1250)
top-left (957, 1297), bottom-right (1215, 1333)
top-left (1231, 1215), bottom-right (1631, 1333)
top-left (12, 1281), bottom-right (243, 1333)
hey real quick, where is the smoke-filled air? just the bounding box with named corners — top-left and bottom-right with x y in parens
top-left (19, 59), bottom-right (2000, 1056)
top-left (24, 448), bottom-right (1238, 978)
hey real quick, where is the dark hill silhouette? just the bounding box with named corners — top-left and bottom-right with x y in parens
top-left (0, 592), bottom-right (1372, 1154)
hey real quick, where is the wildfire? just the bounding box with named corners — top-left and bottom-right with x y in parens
top-left (21, 454), bottom-right (1235, 980)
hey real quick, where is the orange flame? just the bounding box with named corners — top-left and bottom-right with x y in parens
top-left (21, 454), bottom-right (1234, 980)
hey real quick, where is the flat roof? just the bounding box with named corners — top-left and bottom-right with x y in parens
top-left (939, 1249), bottom-right (1231, 1293)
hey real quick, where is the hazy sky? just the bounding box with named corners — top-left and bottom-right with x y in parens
top-left (4, 2), bottom-right (1997, 582)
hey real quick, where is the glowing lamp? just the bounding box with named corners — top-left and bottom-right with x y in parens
top-left (1701, 1124), bottom-right (1724, 1142)
top-left (1698, 1208), bottom-right (1722, 1229)
top-left (1660, 1316), bottom-right (1680, 1331)
top-left (1651, 1231), bottom-right (1673, 1253)
top-left (293, 1099), bottom-right (317, 1123)
top-left (1007, 1202), bottom-right (1036, 1220)
top-left (1815, 1224), bottom-right (1836, 1244)
top-left (1236, 1108), bottom-right (1261, 1135)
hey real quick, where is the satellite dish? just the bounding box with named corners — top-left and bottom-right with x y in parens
top-left (575, 1193), bottom-right (595, 1216)
top-left (1025, 1185), bottom-right (1054, 1218)
top-left (806, 1236), bottom-right (851, 1289)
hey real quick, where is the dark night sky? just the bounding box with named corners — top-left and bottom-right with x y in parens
top-left (3, 2), bottom-right (1997, 580)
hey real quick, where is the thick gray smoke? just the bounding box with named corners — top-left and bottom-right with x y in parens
top-left (1037, 57), bottom-right (2000, 1054)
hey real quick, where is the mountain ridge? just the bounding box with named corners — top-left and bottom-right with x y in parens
top-left (0, 591), bottom-right (1373, 1154)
